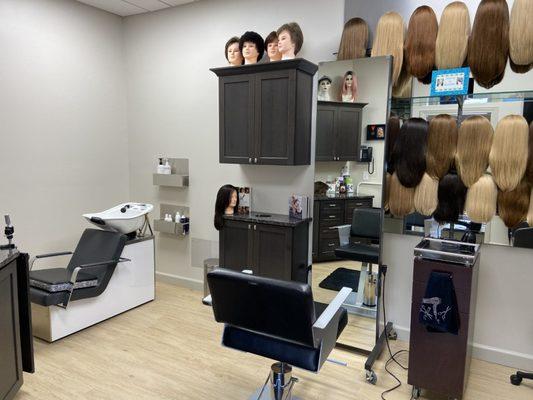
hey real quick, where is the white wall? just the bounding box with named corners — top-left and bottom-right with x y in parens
top-left (0, 0), bottom-right (129, 257)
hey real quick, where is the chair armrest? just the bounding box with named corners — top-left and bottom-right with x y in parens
top-left (313, 287), bottom-right (352, 330)
top-left (77, 257), bottom-right (130, 269)
top-left (336, 225), bottom-right (351, 246)
top-left (30, 251), bottom-right (73, 271)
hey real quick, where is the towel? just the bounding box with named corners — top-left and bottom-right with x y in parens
top-left (418, 271), bottom-right (459, 335)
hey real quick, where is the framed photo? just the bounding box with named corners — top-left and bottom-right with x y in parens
top-left (367, 124), bottom-right (386, 141)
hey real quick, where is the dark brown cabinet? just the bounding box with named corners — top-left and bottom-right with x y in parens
top-left (219, 216), bottom-right (310, 282)
top-left (211, 59), bottom-right (318, 165)
top-left (316, 101), bottom-right (366, 162)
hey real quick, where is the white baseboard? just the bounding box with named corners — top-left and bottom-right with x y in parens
top-left (155, 271), bottom-right (203, 292)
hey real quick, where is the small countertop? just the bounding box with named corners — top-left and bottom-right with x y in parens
top-left (223, 212), bottom-right (311, 227)
top-left (314, 193), bottom-right (374, 201)
top-left (0, 248), bottom-right (19, 269)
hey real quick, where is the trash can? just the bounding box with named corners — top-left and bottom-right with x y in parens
top-left (203, 258), bottom-right (219, 297)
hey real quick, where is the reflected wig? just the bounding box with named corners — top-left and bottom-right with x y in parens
top-left (456, 115), bottom-right (494, 187)
top-left (337, 17), bottom-right (369, 60)
top-left (386, 116), bottom-right (401, 174)
top-left (465, 174), bottom-right (498, 223)
top-left (392, 49), bottom-right (413, 98)
top-left (489, 115), bottom-right (529, 192)
top-left (528, 188), bottom-right (533, 226)
top-left (433, 174), bottom-right (467, 223)
top-left (426, 114), bottom-right (458, 179)
top-left (436, 2), bottom-right (471, 70)
top-left (468, 0), bottom-right (509, 89)
top-left (389, 172), bottom-right (415, 217)
top-left (497, 180), bottom-right (530, 228)
top-left (414, 173), bottom-right (439, 216)
top-left (405, 5), bottom-right (438, 81)
top-left (509, 0), bottom-right (533, 69)
top-left (392, 117), bottom-right (428, 188)
top-left (526, 121), bottom-right (533, 186)
top-left (371, 12), bottom-right (405, 85)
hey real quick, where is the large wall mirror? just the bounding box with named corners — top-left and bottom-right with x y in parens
top-left (312, 56), bottom-right (392, 352)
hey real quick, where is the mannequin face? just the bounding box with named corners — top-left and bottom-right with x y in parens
top-left (229, 190), bottom-right (237, 207)
top-left (277, 30), bottom-right (295, 59)
top-left (227, 42), bottom-right (243, 66)
top-left (345, 74), bottom-right (353, 87)
top-left (242, 41), bottom-right (259, 64)
top-left (319, 80), bottom-right (331, 92)
top-left (267, 40), bottom-right (281, 61)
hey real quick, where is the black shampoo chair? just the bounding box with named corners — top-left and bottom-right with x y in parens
top-left (207, 268), bottom-right (350, 399)
top-left (29, 229), bottom-right (128, 308)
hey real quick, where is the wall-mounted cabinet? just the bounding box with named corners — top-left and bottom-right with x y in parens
top-left (211, 59), bottom-right (318, 165)
top-left (316, 101), bottom-right (366, 161)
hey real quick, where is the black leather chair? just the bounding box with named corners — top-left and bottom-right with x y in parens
top-left (513, 227), bottom-right (533, 249)
top-left (29, 229), bottom-right (129, 308)
top-left (207, 268), bottom-right (350, 399)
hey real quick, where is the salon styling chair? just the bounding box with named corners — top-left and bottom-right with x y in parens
top-left (206, 268), bottom-right (351, 400)
top-left (513, 227), bottom-right (533, 249)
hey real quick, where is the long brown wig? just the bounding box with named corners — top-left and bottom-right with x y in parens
top-left (426, 114), bottom-right (458, 179)
top-left (405, 5), bottom-right (438, 81)
top-left (392, 117), bottom-right (428, 188)
top-left (497, 180), bottom-right (530, 228)
top-left (337, 17), bottom-right (369, 60)
top-left (371, 12), bottom-right (405, 85)
top-left (436, 1), bottom-right (471, 70)
top-left (385, 115), bottom-right (401, 174)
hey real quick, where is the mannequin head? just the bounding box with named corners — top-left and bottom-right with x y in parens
top-left (276, 22), bottom-right (303, 60)
top-left (214, 184), bottom-right (239, 230)
top-left (265, 31), bottom-right (281, 61)
top-left (239, 31), bottom-right (264, 65)
top-left (341, 70), bottom-right (357, 102)
top-left (318, 76), bottom-right (332, 100)
top-left (225, 36), bottom-right (243, 66)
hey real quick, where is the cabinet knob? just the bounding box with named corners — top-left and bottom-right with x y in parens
top-left (248, 224), bottom-right (251, 229)
top-left (254, 225), bottom-right (257, 230)
top-left (249, 157), bottom-right (252, 163)
top-left (329, 204), bottom-right (336, 207)
top-left (254, 158), bottom-right (258, 163)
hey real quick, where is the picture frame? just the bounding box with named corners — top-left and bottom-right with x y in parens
top-left (366, 124), bottom-right (386, 141)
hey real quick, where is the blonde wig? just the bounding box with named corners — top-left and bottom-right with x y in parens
top-left (489, 115), bottom-right (529, 192)
top-left (435, 2), bottom-right (471, 70)
top-left (509, 0), bottom-right (533, 69)
top-left (405, 5), bottom-right (438, 81)
top-left (426, 114), bottom-right (458, 179)
top-left (371, 12), bottom-right (405, 85)
top-left (528, 188), bottom-right (533, 226)
top-left (414, 173), bottom-right (439, 216)
top-left (465, 174), bottom-right (498, 223)
top-left (456, 115), bottom-right (494, 187)
top-left (468, 0), bottom-right (509, 89)
top-left (497, 180), bottom-right (530, 228)
top-left (337, 17), bottom-right (369, 60)
top-left (389, 172), bottom-right (415, 217)
top-left (527, 121), bottom-right (533, 186)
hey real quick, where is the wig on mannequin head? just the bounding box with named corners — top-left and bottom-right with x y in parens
top-left (465, 174), bottom-right (498, 223)
top-left (526, 122), bottom-right (533, 186)
top-left (341, 70), bottom-right (358, 101)
top-left (239, 31), bottom-right (265, 63)
top-left (391, 117), bottom-right (428, 188)
top-left (433, 174), bottom-right (467, 224)
top-left (510, 0), bottom-right (533, 71)
top-left (385, 115), bottom-right (401, 174)
top-left (489, 115), bottom-right (529, 192)
top-left (426, 114), bottom-right (458, 180)
top-left (414, 173), bottom-right (439, 216)
top-left (225, 36), bottom-right (240, 60)
top-left (468, 0), bottom-right (509, 89)
top-left (337, 17), bottom-right (369, 60)
top-left (435, 2), bottom-right (471, 70)
top-left (405, 5), bottom-right (438, 81)
top-left (388, 172), bottom-right (415, 217)
top-left (455, 115), bottom-right (494, 187)
top-left (371, 12), bottom-right (405, 85)
top-left (528, 188), bottom-right (533, 226)
top-left (392, 50), bottom-right (413, 98)
top-left (214, 184), bottom-right (239, 231)
top-left (277, 22), bottom-right (304, 55)
top-left (497, 180), bottom-right (530, 228)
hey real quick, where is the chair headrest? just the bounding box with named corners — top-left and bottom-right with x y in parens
top-left (351, 207), bottom-right (381, 240)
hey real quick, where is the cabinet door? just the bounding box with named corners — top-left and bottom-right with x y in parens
top-left (335, 107), bottom-right (361, 161)
top-left (219, 75), bottom-right (254, 164)
top-left (255, 70), bottom-right (296, 165)
top-left (316, 105), bottom-right (337, 161)
top-left (219, 220), bottom-right (254, 273)
top-left (252, 224), bottom-right (292, 281)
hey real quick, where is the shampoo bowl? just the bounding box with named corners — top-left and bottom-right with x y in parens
top-left (83, 203), bottom-right (153, 234)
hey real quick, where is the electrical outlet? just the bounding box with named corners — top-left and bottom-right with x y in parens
top-left (363, 172), bottom-right (370, 181)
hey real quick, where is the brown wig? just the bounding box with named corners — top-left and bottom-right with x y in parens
top-left (391, 117), bottom-right (428, 188)
top-left (436, 1), bottom-right (471, 70)
top-left (371, 12), bottom-right (405, 85)
top-left (509, 0), bottom-right (533, 69)
top-left (426, 114), bottom-right (458, 179)
top-left (405, 6), bottom-right (438, 81)
top-left (510, 59), bottom-right (533, 73)
top-left (385, 115), bottom-right (401, 174)
top-left (527, 121), bottom-right (533, 186)
top-left (468, 0), bottom-right (509, 89)
top-left (455, 115), bottom-right (494, 187)
top-left (389, 172), bottom-right (415, 217)
top-left (528, 188), bottom-right (533, 226)
top-left (465, 174), bottom-right (498, 223)
top-left (337, 17), bottom-right (369, 60)
top-left (433, 173), bottom-right (467, 223)
top-left (497, 180), bottom-right (530, 228)
top-left (414, 173), bottom-right (439, 216)
top-left (489, 115), bottom-right (529, 192)
top-left (224, 36), bottom-right (240, 61)
top-left (277, 22), bottom-right (304, 55)
top-left (392, 49), bottom-right (413, 98)
top-left (264, 31), bottom-right (278, 48)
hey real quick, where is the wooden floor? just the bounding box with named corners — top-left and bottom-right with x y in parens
top-left (17, 282), bottom-right (532, 400)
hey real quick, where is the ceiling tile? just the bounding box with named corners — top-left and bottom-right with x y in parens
top-left (159, 0), bottom-right (197, 6)
top-left (75, 0), bottom-right (146, 16)
top-left (124, 0), bottom-right (170, 12)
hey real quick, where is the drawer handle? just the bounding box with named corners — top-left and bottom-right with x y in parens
top-left (328, 243), bottom-right (336, 247)
top-left (329, 204), bottom-right (337, 207)
top-left (356, 203), bottom-right (363, 206)
top-left (329, 226), bottom-right (337, 230)
top-left (328, 215), bottom-right (336, 219)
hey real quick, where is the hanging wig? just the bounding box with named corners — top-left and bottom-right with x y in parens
top-left (340, 70), bottom-right (358, 101)
top-left (433, 173), bottom-right (467, 223)
top-left (455, 115), bottom-right (494, 187)
top-left (465, 174), bottom-right (498, 223)
top-left (389, 172), bottom-right (415, 217)
top-left (337, 17), bottom-right (369, 60)
top-left (392, 49), bottom-right (413, 98)
top-left (489, 114), bottom-right (529, 192)
top-left (391, 117), bottom-right (428, 188)
top-left (435, 2), bottom-right (471, 70)
top-left (405, 5), bottom-right (438, 81)
top-left (528, 188), bottom-right (533, 226)
top-left (384, 172), bottom-right (391, 211)
top-left (371, 12), bottom-right (405, 85)
top-left (468, 0), bottom-right (509, 89)
top-left (385, 115), bottom-right (401, 174)
top-left (426, 114), bottom-right (458, 179)
top-left (414, 173), bottom-right (439, 216)
top-left (497, 180), bottom-right (530, 228)
top-left (509, 0), bottom-right (533, 70)
top-left (526, 121), bottom-right (533, 186)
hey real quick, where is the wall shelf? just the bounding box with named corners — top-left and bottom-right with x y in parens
top-left (154, 204), bottom-right (190, 237)
top-left (153, 158), bottom-right (189, 187)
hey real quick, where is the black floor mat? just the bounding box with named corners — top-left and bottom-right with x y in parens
top-left (318, 267), bottom-right (361, 292)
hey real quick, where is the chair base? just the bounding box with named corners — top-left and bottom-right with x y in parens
top-left (249, 363), bottom-right (301, 400)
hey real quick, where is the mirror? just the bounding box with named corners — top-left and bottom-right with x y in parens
top-left (312, 56), bottom-right (392, 352)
